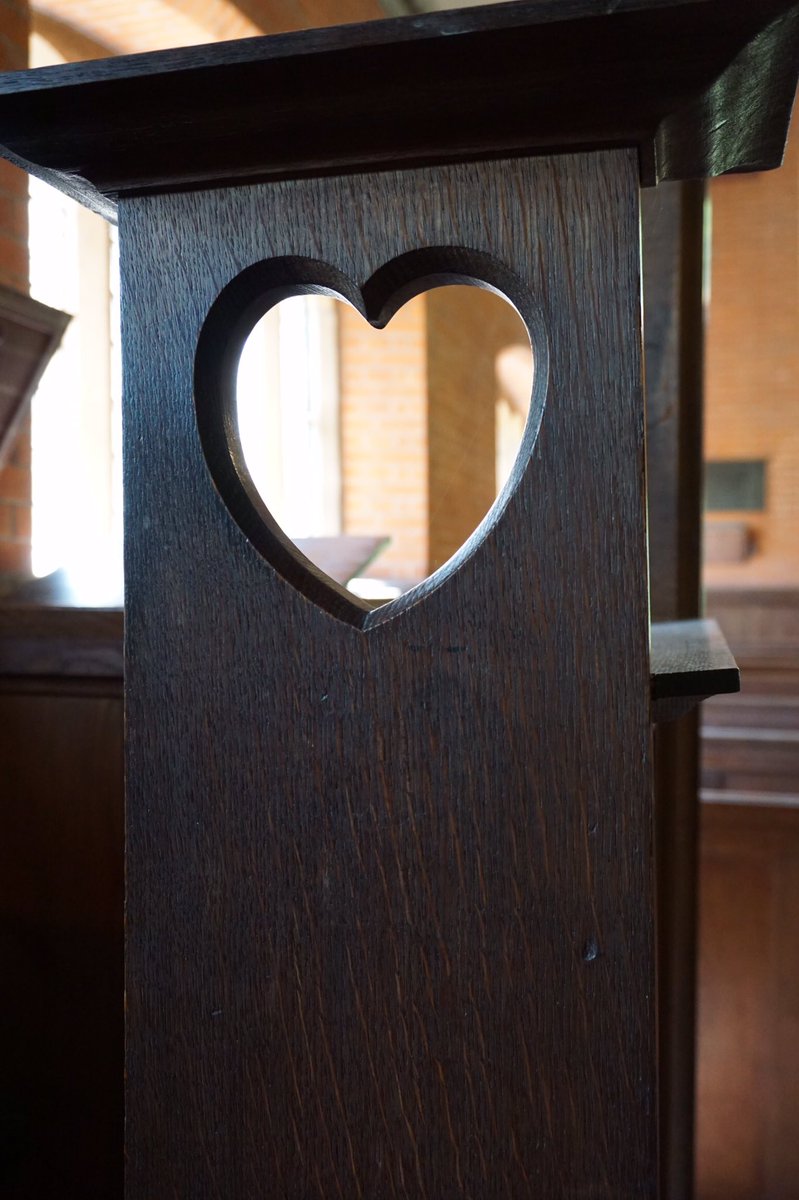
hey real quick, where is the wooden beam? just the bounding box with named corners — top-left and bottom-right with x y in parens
top-left (642, 178), bottom-right (706, 1200)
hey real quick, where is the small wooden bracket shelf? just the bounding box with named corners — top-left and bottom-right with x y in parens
top-left (651, 618), bottom-right (740, 723)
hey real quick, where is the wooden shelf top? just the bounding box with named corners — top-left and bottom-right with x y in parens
top-left (0, 0), bottom-right (796, 219)
top-left (651, 618), bottom-right (740, 722)
top-left (0, 570), bottom-right (123, 681)
top-left (0, 604), bottom-right (123, 680)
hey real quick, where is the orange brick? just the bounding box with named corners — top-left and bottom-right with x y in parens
top-left (12, 502), bottom-right (31, 540)
top-left (0, 158), bottom-right (28, 199)
top-left (0, 0), bottom-right (30, 18)
top-left (0, 157), bottom-right (26, 196)
top-left (705, 111), bottom-right (799, 569)
top-left (0, 1), bottom-right (28, 71)
top-left (339, 296), bottom-right (428, 584)
top-left (0, 501), bottom-right (13, 538)
top-left (9, 422), bottom-right (31, 468)
top-left (0, 538), bottom-right (29, 575)
top-left (0, 463), bottom-right (30, 503)
top-left (0, 33), bottom-right (26, 71)
top-left (0, 231), bottom-right (28, 289)
top-left (0, 191), bottom-right (27, 239)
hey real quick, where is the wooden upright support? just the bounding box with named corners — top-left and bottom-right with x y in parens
top-left (642, 179), bottom-right (706, 1200)
top-left (0, 2), bottom-right (795, 1195)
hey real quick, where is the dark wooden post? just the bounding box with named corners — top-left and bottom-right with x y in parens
top-left (1, 3), bottom-right (794, 1195)
top-left (642, 180), bottom-right (705, 1200)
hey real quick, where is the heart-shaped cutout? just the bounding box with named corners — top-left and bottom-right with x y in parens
top-left (195, 250), bottom-right (547, 629)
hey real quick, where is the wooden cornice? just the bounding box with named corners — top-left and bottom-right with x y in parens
top-left (1, 0), bottom-right (798, 219)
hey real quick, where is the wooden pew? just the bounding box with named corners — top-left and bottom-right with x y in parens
top-left (0, 578), bottom-right (123, 1197)
top-left (696, 586), bottom-right (799, 1197)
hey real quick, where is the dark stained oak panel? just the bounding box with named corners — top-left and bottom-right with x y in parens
top-left (642, 181), bottom-right (704, 628)
top-left (0, 687), bottom-right (123, 1198)
top-left (641, 179), bottom-right (706, 1200)
top-left (696, 803), bottom-right (799, 1200)
top-left (122, 151), bottom-right (656, 1198)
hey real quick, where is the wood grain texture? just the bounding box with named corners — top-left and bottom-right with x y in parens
top-left (704, 585), bottom-right (799, 667)
top-left (650, 619), bottom-right (739, 710)
top-left (640, 179), bottom-right (705, 1200)
top-left (0, 688), bottom-right (123, 1198)
top-left (0, 603), bottom-right (123, 677)
top-left (0, 0), bottom-right (797, 219)
top-left (696, 803), bottom-right (799, 1200)
top-left (642, 181), bottom-right (704, 628)
top-left (653, 709), bottom-right (700, 1199)
top-left (702, 726), bottom-right (799, 796)
top-left (122, 151), bottom-right (655, 1197)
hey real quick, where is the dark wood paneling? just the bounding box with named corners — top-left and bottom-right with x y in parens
top-left (705, 587), bottom-right (799, 667)
top-left (643, 181), bottom-right (704, 627)
top-left (642, 179), bottom-right (705, 1200)
top-left (650, 619), bottom-right (738, 718)
top-left (702, 727), bottom-right (799, 795)
top-left (696, 803), bottom-right (799, 1200)
top-left (0, 688), bottom-right (123, 1199)
top-left (696, 589), bottom-right (799, 1197)
top-left (122, 151), bottom-right (656, 1196)
top-left (702, 690), bottom-right (799, 731)
top-left (0, 606), bottom-right (123, 678)
top-left (700, 592), bottom-right (799, 800)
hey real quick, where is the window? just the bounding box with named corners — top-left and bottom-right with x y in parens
top-left (28, 32), bottom-right (122, 598)
top-left (704, 460), bottom-right (766, 512)
top-left (237, 296), bottom-right (341, 538)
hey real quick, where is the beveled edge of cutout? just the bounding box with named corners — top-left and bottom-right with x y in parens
top-left (194, 247), bottom-right (549, 630)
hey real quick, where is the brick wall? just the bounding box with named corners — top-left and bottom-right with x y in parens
top-left (339, 295), bottom-right (429, 585)
top-left (427, 286), bottom-right (523, 573)
top-left (0, 0), bottom-right (30, 580)
top-left (339, 286), bottom-right (529, 587)
top-left (704, 100), bottom-right (799, 574)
